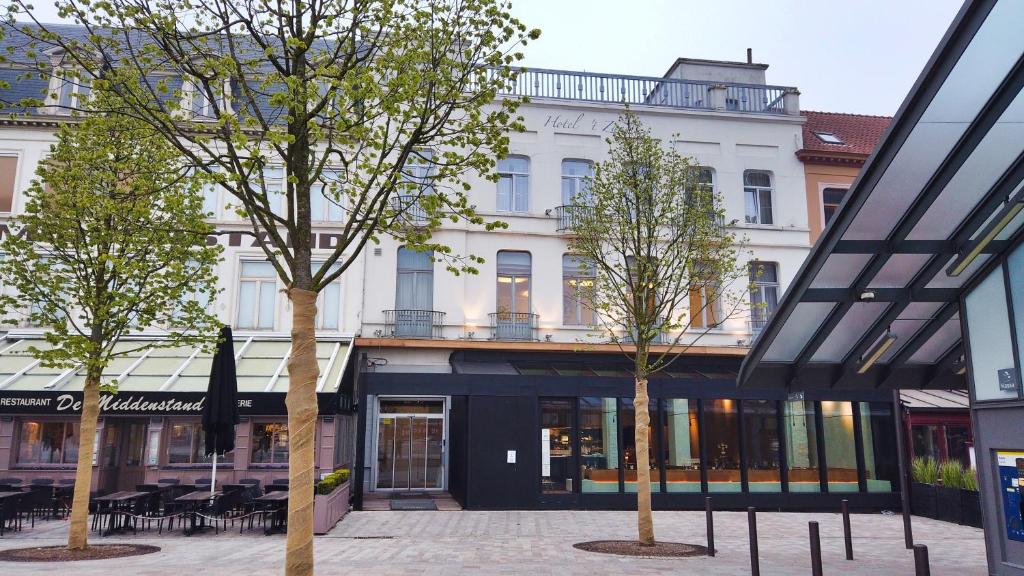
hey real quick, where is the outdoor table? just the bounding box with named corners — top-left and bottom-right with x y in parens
top-left (175, 490), bottom-right (222, 536)
top-left (0, 491), bottom-right (25, 536)
top-left (94, 491), bottom-right (147, 536)
top-left (253, 491), bottom-right (289, 535)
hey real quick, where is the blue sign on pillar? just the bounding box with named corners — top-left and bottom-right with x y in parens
top-left (997, 451), bottom-right (1024, 542)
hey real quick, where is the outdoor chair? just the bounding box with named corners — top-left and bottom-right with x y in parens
top-left (0, 492), bottom-right (25, 536)
top-left (57, 479), bottom-right (75, 485)
top-left (199, 490), bottom-right (246, 534)
top-left (157, 478), bottom-right (180, 485)
top-left (0, 478), bottom-right (22, 485)
top-left (271, 478), bottom-right (289, 485)
top-left (0, 484), bottom-right (17, 492)
top-left (136, 484), bottom-right (161, 493)
top-left (264, 484), bottom-right (289, 493)
top-left (24, 485), bottom-right (55, 526)
top-left (29, 478), bottom-right (54, 486)
top-left (238, 478), bottom-right (262, 499)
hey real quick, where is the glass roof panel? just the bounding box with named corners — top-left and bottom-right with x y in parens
top-left (909, 316), bottom-right (962, 364)
top-left (868, 253), bottom-right (932, 288)
top-left (810, 302), bottom-right (890, 363)
top-left (762, 302), bottom-right (836, 362)
top-left (810, 253), bottom-right (873, 289)
top-left (995, 197), bottom-right (1024, 240)
top-left (926, 254), bottom-right (991, 288)
top-left (908, 91), bottom-right (1024, 241)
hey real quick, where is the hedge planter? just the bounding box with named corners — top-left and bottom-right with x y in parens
top-left (935, 486), bottom-right (964, 524)
top-left (911, 482), bottom-right (937, 519)
top-left (313, 480), bottom-right (351, 535)
top-left (961, 489), bottom-right (983, 528)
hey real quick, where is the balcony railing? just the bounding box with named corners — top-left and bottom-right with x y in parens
top-left (554, 205), bottom-right (593, 232)
top-left (390, 195), bottom-right (429, 227)
top-left (489, 312), bottom-right (539, 341)
top-left (749, 317), bottom-right (770, 337)
top-left (383, 309), bottom-right (446, 339)
top-left (488, 67), bottom-right (795, 115)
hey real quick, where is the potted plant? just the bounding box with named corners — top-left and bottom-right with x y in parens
top-left (911, 457), bottom-right (938, 519)
top-left (936, 460), bottom-right (965, 524)
top-left (960, 466), bottom-right (983, 528)
top-left (313, 469), bottom-right (351, 534)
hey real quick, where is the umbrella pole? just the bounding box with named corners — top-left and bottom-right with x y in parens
top-left (211, 452), bottom-right (217, 499)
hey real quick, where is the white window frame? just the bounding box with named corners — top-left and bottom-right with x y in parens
top-left (496, 156), bottom-right (530, 213)
top-left (743, 170), bottom-right (774, 225)
top-left (560, 159), bottom-right (593, 206)
top-left (235, 259), bottom-right (278, 330)
top-left (185, 77), bottom-right (231, 120)
top-left (820, 185), bottom-right (848, 228)
top-left (313, 261), bottom-right (342, 331)
top-left (749, 261), bottom-right (780, 332)
top-left (46, 67), bottom-right (92, 114)
top-left (310, 169), bottom-right (345, 224)
top-left (562, 254), bottom-right (596, 327)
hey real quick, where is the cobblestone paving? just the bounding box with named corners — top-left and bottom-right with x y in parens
top-left (0, 510), bottom-right (986, 575)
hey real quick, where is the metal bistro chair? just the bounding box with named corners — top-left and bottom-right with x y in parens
top-left (238, 478), bottom-right (262, 499)
top-left (0, 478), bottom-right (22, 486)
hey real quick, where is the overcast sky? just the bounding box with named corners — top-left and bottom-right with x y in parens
top-left (509, 0), bottom-right (965, 116)
top-left (23, 0), bottom-right (965, 116)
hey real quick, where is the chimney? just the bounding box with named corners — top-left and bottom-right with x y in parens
top-left (747, 48), bottom-right (753, 64)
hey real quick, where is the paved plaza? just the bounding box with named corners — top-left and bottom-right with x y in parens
top-left (0, 510), bottom-right (986, 575)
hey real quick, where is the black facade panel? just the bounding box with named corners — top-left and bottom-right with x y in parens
top-left (466, 395), bottom-right (537, 509)
top-left (448, 395), bottom-right (469, 508)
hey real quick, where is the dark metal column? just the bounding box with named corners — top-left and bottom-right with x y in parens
top-left (892, 389), bottom-right (914, 549)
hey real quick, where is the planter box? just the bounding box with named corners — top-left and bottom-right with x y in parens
top-left (961, 489), bottom-right (983, 528)
top-left (313, 480), bottom-right (351, 535)
top-left (936, 485), bottom-right (964, 524)
top-left (911, 482), bottom-right (937, 519)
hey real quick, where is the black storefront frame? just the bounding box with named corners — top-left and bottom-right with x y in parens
top-left (356, 365), bottom-right (902, 511)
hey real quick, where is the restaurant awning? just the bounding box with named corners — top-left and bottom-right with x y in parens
top-left (739, 0), bottom-right (1024, 391)
top-left (0, 333), bottom-right (356, 415)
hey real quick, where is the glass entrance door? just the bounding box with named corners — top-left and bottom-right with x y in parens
top-left (376, 399), bottom-right (445, 490)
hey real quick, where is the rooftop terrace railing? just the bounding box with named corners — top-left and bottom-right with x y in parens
top-left (489, 67), bottom-right (796, 115)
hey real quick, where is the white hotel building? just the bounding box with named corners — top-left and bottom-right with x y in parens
top-left (0, 43), bottom-right (903, 512)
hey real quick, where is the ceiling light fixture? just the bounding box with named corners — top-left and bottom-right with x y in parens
top-left (857, 329), bottom-right (897, 374)
top-left (948, 197), bottom-right (1024, 277)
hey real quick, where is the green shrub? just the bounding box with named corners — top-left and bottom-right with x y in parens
top-left (911, 457), bottom-right (938, 484)
top-left (315, 469), bottom-right (351, 495)
top-left (938, 460), bottom-right (964, 489)
top-left (961, 466), bottom-right (978, 491)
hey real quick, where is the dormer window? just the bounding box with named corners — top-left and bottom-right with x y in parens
top-left (47, 68), bottom-right (92, 114)
top-left (185, 77), bottom-right (231, 120)
top-left (813, 131), bottom-right (844, 145)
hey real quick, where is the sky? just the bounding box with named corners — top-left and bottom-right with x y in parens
top-left (22, 0), bottom-right (966, 116)
top-left (508, 0), bottom-right (965, 116)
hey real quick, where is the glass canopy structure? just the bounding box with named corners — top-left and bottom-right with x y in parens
top-left (738, 0), bottom-right (1024, 392)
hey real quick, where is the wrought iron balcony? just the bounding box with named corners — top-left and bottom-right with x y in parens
top-left (488, 312), bottom-right (539, 341)
top-left (383, 309), bottom-right (446, 339)
top-left (749, 317), bottom-right (770, 336)
top-left (390, 195), bottom-right (429, 227)
top-left (488, 67), bottom-right (795, 115)
top-left (554, 205), bottom-right (594, 232)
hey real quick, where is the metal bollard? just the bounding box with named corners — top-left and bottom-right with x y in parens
top-left (809, 521), bottom-right (823, 576)
top-left (748, 506), bottom-right (760, 576)
top-left (842, 499), bottom-right (853, 560)
top-left (914, 545), bottom-right (930, 576)
top-left (705, 496), bottom-right (715, 557)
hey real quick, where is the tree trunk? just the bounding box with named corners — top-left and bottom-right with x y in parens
top-left (634, 376), bottom-right (655, 546)
top-left (284, 288), bottom-right (320, 576)
top-left (67, 370), bottom-right (101, 550)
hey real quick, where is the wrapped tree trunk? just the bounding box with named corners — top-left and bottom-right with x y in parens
top-left (634, 376), bottom-right (655, 546)
top-left (284, 289), bottom-right (320, 576)
top-left (67, 369), bottom-right (101, 550)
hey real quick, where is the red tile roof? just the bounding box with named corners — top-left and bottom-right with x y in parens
top-left (798, 111), bottom-right (892, 164)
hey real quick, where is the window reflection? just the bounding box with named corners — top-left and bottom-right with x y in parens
top-left (821, 401), bottom-right (858, 492)
top-left (662, 399), bottom-right (700, 492)
top-left (705, 399), bottom-right (740, 492)
top-left (580, 397), bottom-right (619, 493)
top-left (860, 402), bottom-right (897, 492)
top-left (622, 398), bottom-right (656, 493)
top-left (541, 399), bottom-right (574, 494)
top-left (744, 400), bottom-right (781, 492)
top-left (784, 400), bottom-right (820, 492)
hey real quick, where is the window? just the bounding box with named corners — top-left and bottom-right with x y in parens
top-left (689, 263), bottom-right (723, 330)
top-left (621, 398), bottom-right (656, 493)
top-left (251, 422), bottom-right (289, 465)
top-left (394, 248), bottom-right (434, 337)
top-left (313, 261), bottom-right (342, 331)
top-left (166, 421), bottom-right (233, 465)
top-left (0, 155), bottom-right (17, 213)
top-left (822, 187), bottom-right (847, 226)
top-left (784, 400), bottom-right (820, 492)
top-left (402, 149), bottom-right (435, 194)
top-left (662, 399), bottom-right (700, 493)
top-left (540, 399), bottom-right (574, 494)
top-left (562, 255), bottom-right (596, 326)
top-left (52, 68), bottom-right (92, 111)
top-left (496, 156), bottom-right (529, 212)
top-left (495, 251), bottom-right (532, 339)
top-left (743, 170), bottom-right (774, 225)
top-left (245, 166), bottom-right (286, 218)
top-left (814, 132), bottom-right (844, 145)
top-left (17, 420), bottom-right (79, 465)
top-left (580, 397), bottom-right (619, 493)
top-left (236, 260), bottom-right (277, 329)
top-left (561, 159), bottom-right (593, 205)
top-left (172, 260), bottom-right (213, 323)
top-left (201, 178), bottom-right (220, 219)
top-left (821, 401), bottom-right (858, 492)
top-left (744, 399), bottom-right (781, 492)
top-left (749, 261), bottom-right (779, 333)
top-left (705, 399), bottom-right (741, 492)
top-left (968, 264), bottom-right (1017, 400)
top-left (311, 169), bottom-right (345, 223)
top-left (859, 402), bottom-right (897, 492)
top-left (187, 78), bottom-right (229, 120)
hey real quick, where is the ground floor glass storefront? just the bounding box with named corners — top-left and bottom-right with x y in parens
top-left (562, 397), bottom-right (897, 496)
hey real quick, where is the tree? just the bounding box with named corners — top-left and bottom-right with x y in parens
top-left (567, 111), bottom-right (747, 546)
top-left (0, 92), bottom-right (221, 550)
top-left (4, 2), bottom-right (537, 572)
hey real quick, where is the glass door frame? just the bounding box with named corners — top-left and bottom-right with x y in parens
top-left (372, 395), bottom-right (448, 492)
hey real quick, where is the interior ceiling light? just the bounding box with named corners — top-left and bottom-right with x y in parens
top-left (857, 329), bottom-right (897, 374)
top-left (948, 195), bottom-right (1024, 277)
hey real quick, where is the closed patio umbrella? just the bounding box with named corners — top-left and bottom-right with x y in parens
top-left (203, 325), bottom-right (239, 497)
